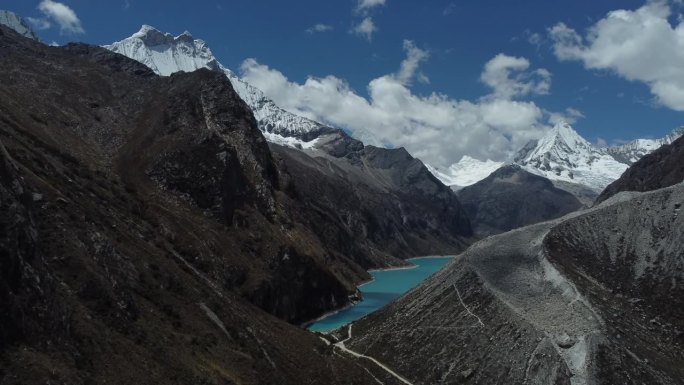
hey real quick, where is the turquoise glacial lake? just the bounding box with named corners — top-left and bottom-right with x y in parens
top-left (307, 257), bottom-right (453, 332)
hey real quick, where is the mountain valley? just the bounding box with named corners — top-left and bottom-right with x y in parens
top-left (1, 6), bottom-right (683, 385)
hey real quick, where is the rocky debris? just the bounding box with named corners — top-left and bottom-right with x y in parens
top-left (597, 134), bottom-right (684, 203)
top-left (458, 165), bottom-right (583, 235)
top-left (546, 186), bottom-right (684, 384)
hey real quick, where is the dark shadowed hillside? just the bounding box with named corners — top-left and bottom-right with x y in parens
top-left (597, 134), bottom-right (684, 203)
top-left (458, 165), bottom-right (583, 235)
top-left (0, 25), bottom-right (470, 384)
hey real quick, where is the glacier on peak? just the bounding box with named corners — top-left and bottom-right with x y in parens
top-left (427, 156), bottom-right (505, 189)
top-left (513, 121), bottom-right (628, 192)
top-left (0, 10), bottom-right (39, 41)
top-left (105, 25), bottom-right (333, 146)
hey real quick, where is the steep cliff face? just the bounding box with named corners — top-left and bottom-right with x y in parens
top-left (0, 26), bottom-right (392, 384)
top-left (597, 134), bottom-right (684, 203)
top-left (458, 165), bottom-right (583, 235)
top-left (273, 141), bottom-right (472, 268)
top-left (0, 139), bottom-right (47, 348)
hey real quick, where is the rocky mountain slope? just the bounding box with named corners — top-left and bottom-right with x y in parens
top-left (274, 140), bottom-right (472, 262)
top-left (458, 165), bottom-right (583, 235)
top-left (597, 134), bottom-right (684, 203)
top-left (0, 25), bottom-right (454, 384)
top-left (0, 21), bottom-right (475, 384)
top-left (346, 183), bottom-right (684, 384)
top-left (342, 142), bottom-right (684, 384)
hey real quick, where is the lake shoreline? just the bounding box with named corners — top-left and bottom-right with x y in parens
top-left (306, 256), bottom-right (455, 332)
top-left (300, 301), bottom-right (357, 329)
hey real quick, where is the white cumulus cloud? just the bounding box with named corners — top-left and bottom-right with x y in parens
top-left (549, 0), bottom-right (684, 110)
top-left (548, 107), bottom-right (585, 125)
top-left (481, 54), bottom-right (552, 99)
top-left (306, 24), bottom-right (333, 34)
top-left (240, 43), bottom-right (558, 168)
top-left (26, 16), bottom-right (51, 30)
top-left (351, 17), bottom-right (377, 41)
top-left (356, 0), bottom-right (386, 13)
top-left (395, 40), bottom-right (430, 85)
top-left (37, 0), bottom-right (84, 34)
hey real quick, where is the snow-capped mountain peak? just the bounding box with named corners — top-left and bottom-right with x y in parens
top-left (105, 26), bottom-right (217, 77)
top-left (517, 121), bottom-right (594, 163)
top-left (105, 26), bottom-right (333, 144)
top-left (514, 122), bottom-right (627, 191)
top-left (0, 10), bottom-right (39, 41)
top-left (514, 121), bottom-right (627, 191)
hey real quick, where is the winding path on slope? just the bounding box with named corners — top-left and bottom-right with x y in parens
top-left (332, 324), bottom-right (414, 385)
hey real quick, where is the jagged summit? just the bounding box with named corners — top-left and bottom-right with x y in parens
top-left (105, 25), bottom-right (333, 143)
top-left (131, 25), bottom-right (196, 44)
top-left (513, 121), bottom-right (628, 191)
top-left (105, 25), bottom-right (216, 76)
top-left (0, 10), bottom-right (39, 41)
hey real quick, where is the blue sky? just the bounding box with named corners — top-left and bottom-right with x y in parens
top-left (4, 0), bottom-right (684, 166)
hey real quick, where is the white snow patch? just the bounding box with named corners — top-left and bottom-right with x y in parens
top-left (427, 155), bottom-right (504, 188)
top-left (262, 130), bottom-right (319, 149)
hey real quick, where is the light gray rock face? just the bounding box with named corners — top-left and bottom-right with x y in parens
top-left (0, 10), bottom-right (38, 40)
top-left (348, 183), bottom-right (684, 385)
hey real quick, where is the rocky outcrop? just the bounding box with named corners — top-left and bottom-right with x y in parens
top-left (597, 134), bottom-right (684, 203)
top-left (458, 165), bottom-right (583, 235)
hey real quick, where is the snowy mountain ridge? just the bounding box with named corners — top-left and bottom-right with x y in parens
top-left (0, 10), bottom-right (39, 41)
top-left (104, 25), bottom-right (332, 145)
top-left (605, 126), bottom-right (684, 165)
top-left (430, 122), bottom-right (683, 193)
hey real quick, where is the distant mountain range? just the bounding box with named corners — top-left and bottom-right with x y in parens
top-left (429, 121), bottom-right (684, 192)
top-left (606, 126), bottom-right (684, 164)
